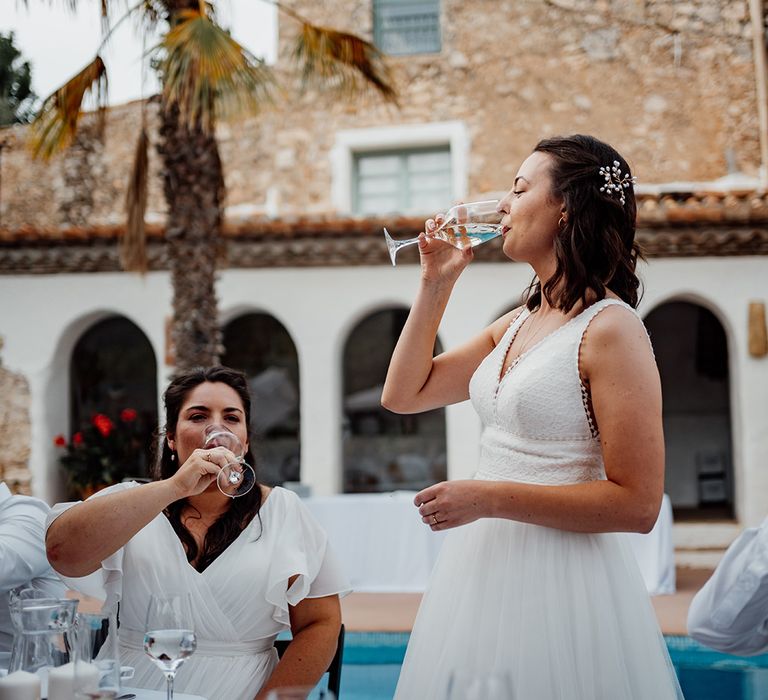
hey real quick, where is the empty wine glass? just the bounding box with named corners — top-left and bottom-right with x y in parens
top-left (73, 611), bottom-right (121, 699)
top-left (383, 199), bottom-right (503, 266)
top-left (202, 425), bottom-right (256, 498)
top-left (143, 594), bottom-right (196, 700)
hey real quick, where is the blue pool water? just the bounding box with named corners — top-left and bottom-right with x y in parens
top-left (327, 632), bottom-right (768, 699)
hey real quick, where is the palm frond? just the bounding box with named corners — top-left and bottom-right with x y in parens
top-left (29, 56), bottom-right (108, 159)
top-left (292, 21), bottom-right (398, 105)
top-left (158, 8), bottom-right (275, 132)
top-left (121, 128), bottom-right (150, 273)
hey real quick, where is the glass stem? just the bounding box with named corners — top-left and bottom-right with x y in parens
top-left (165, 672), bottom-right (174, 700)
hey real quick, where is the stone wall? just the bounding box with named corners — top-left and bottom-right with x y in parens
top-left (0, 352), bottom-right (32, 494)
top-left (0, 0), bottom-right (762, 229)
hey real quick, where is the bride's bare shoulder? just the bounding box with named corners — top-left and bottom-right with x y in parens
top-left (581, 302), bottom-right (652, 375)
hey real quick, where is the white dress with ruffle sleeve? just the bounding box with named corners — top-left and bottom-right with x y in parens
top-left (47, 485), bottom-right (350, 700)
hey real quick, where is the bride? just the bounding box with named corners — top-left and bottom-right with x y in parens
top-left (384, 134), bottom-right (683, 699)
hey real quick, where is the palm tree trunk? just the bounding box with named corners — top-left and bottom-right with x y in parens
top-left (157, 100), bottom-right (224, 372)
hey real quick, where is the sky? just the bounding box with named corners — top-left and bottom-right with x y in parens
top-left (3, 0), bottom-right (278, 107)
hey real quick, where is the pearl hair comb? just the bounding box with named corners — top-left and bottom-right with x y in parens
top-left (599, 161), bottom-right (637, 205)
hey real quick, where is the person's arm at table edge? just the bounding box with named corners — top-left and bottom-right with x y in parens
top-left (0, 503), bottom-right (50, 590)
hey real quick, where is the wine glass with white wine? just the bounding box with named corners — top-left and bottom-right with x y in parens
top-left (383, 199), bottom-right (503, 266)
top-left (202, 425), bottom-right (257, 498)
top-left (143, 594), bottom-right (196, 700)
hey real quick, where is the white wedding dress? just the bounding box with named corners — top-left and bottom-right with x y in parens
top-left (395, 298), bottom-right (684, 699)
top-left (48, 485), bottom-right (350, 700)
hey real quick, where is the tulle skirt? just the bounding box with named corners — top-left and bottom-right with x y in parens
top-left (395, 517), bottom-right (684, 699)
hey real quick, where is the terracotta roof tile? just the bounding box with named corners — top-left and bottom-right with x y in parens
top-left (1, 190), bottom-right (767, 253)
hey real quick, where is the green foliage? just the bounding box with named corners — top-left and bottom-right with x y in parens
top-left (0, 32), bottom-right (36, 126)
top-left (53, 408), bottom-right (147, 498)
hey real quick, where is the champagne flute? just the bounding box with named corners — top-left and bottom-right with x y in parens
top-left (202, 425), bottom-right (256, 498)
top-left (383, 199), bottom-right (503, 266)
top-left (143, 594), bottom-right (196, 700)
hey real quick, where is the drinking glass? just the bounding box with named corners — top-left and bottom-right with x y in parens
top-left (73, 612), bottom-right (121, 699)
top-left (446, 670), bottom-right (514, 700)
top-left (202, 425), bottom-right (256, 498)
top-left (383, 199), bottom-right (503, 266)
top-left (143, 594), bottom-right (196, 700)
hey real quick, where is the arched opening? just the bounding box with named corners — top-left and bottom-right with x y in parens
top-left (342, 308), bottom-right (447, 493)
top-left (69, 316), bottom-right (158, 496)
top-left (222, 313), bottom-right (300, 486)
top-left (645, 301), bottom-right (733, 520)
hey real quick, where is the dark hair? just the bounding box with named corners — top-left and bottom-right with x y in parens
top-left (154, 366), bottom-right (263, 573)
top-left (525, 134), bottom-right (642, 312)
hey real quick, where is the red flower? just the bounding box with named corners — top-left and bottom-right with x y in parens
top-left (92, 414), bottom-right (114, 437)
top-left (53, 434), bottom-right (67, 447)
top-left (120, 408), bottom-right (138, 422)
top-left (72, 432), bottom-right (84, 446)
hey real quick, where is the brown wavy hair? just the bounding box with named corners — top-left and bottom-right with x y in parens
top-left (524, 134), bottom-right (642, 312)
top-left (154, 366), bottom-right (263, 573)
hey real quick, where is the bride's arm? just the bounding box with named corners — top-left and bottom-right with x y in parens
top-left (381, 223), bottom-right (512, 414)
top-left (256, 591), bottom-right (341, 699)
top-left (415, 307), bottom-right (664, 534)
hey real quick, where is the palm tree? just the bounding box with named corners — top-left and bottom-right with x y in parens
top-left (0, 31), bottom-right (37, 126)
top-left (29, 0), bottom-right (397, 372)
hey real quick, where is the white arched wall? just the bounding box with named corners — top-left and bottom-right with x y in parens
top-left (0, 272), bottom-right (171, 503)
top-left (2, 254), bottom-right (763, 520)
top-left (642, 291), bottom-right (741, 517)
top-left (48, 309), bottom-right (162, 503)
top-left (638, 257), bottom-right (768, 561)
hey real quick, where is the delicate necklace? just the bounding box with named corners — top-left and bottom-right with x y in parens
top-left (514, 311), bottom-right (548, 359)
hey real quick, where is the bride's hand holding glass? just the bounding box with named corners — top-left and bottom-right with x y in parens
top-left (383, 199), bottom-right (503, 267)
top-left (417, 213), bottom-right (475, 284)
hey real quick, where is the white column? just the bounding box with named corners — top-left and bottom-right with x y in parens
top-left (297, 330), bottom-right (343, 496)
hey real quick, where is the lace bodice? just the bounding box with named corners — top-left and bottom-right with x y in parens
top-left (469, 298), bottom-right (641, 485)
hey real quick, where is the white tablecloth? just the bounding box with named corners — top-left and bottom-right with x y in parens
top-left (305, 491), bottom-right (676, 595)
top-left (305, 491), bottom-right (446, 593)
top-left (625, 493), bottom-right (676, 595)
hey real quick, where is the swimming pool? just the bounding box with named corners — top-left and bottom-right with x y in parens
top-left (332, 632), bottom-right (768, 699)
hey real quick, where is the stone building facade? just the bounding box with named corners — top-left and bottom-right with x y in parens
top-left (0, 0), bottom-right (764, 229)
top-left (1, 0), bottom-right (767, 566)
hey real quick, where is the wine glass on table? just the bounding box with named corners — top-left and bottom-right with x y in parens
top-left (383, 199), bottom-right (503, 266)
top-left (203, 424), bottom-right (256, 498)
top-left (143, 594), bottom-right (196, 700)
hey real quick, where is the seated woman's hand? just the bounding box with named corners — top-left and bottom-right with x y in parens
top-left (169, 447), bottom-right (237, 498)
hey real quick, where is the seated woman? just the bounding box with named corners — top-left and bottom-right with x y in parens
top-left (45, 366), bottom-right (348, 700)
